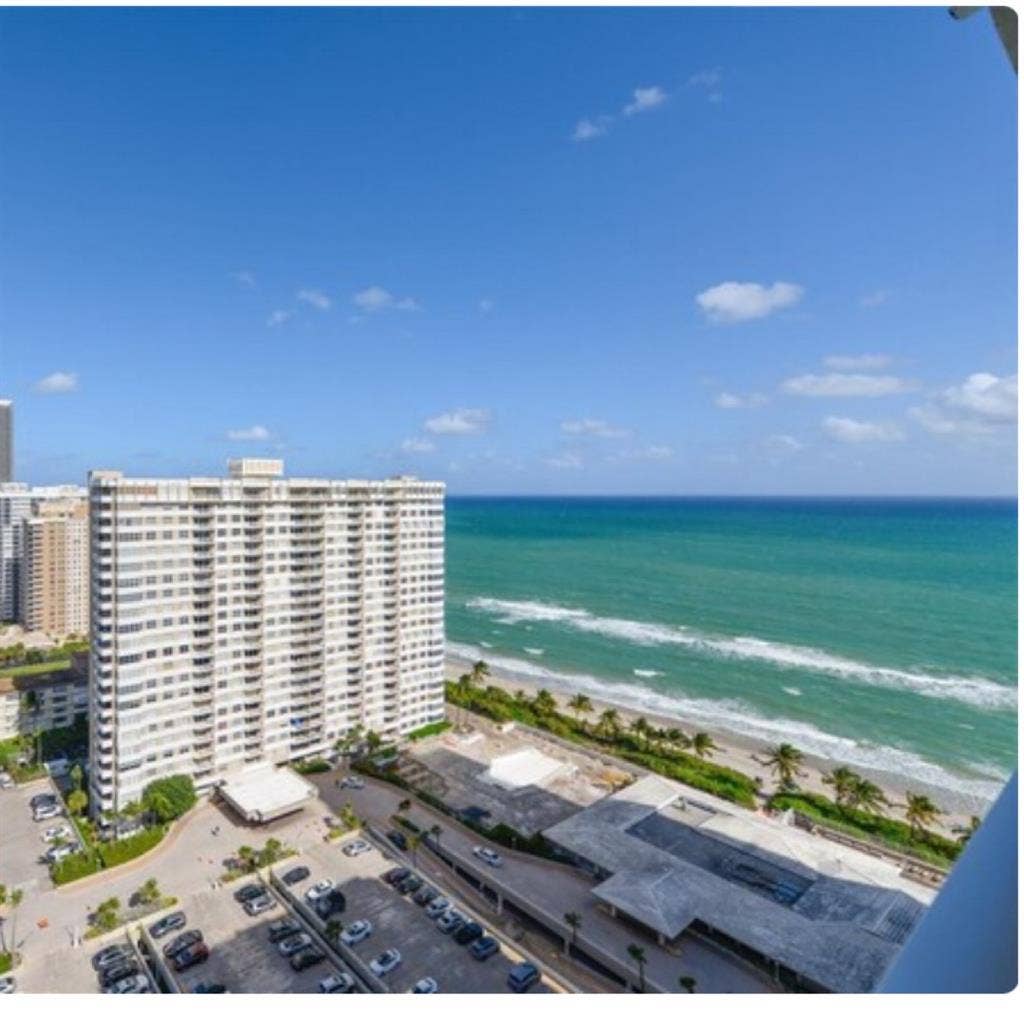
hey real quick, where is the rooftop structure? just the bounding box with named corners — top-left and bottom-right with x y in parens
top-left (218, 763), bottom-right (316, 823)
top-left (543, 774), bottom-right (934, 993)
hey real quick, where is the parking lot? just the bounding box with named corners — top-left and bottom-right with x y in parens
top-left (271, 835), bottom-right (556, 994)
top-left (153, 884), bottom-right (335, 994)
top-left (0, 776), bottom-right (63, 905)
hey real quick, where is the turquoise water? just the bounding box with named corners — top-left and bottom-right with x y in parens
top-left (445, 498), bottom-right (1017, 808)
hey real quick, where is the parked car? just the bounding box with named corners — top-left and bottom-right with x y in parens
top-left (435, 910), bottom-right (465, 935)
top-left (304, 878), bottom-right (334, 902)
top-left (339, 919), bottom-right (373, 946)
top-left (318, 972), bottom-right (356, 993)
top-left (473, 846), bottom-right (503, 868)
top-left (385, 830), bottom-right (407, 851)
top-left (268, 917), bottom-right (302, 943)
top-left (281, 865), bottom-right (311, 886)
top-left (233, 883), bottom-right (266, 904)
top-left (33, 803), bottom-right (61, 822)
top-left (507, 962), bottom-right (541, 993)
top-left (413, 885), bottom-right (439, 907)
top-left (290, 948), bottom-right (326, 972)
top-left (313, 889), bottom-right (346, 919)
top-left (0, 772), bottom-right (14, 790)
top-left (104, 973), bottom-right (151, 994)
top-left (191, 982), bottom-right (227, 993)
top-left (369, 948), bottom-right (402, 977)
top-left (100, 960), bottom-right (140, 988)
top-left (340, 775), bottom-right (364, 789)
top-left (171, 942), bottom-right (209, 972)
top-left (425, 896), bottom-right (450, 919)
top-left (244, 893), bottom-right (276, 916)
top-left (341, 839), bottom-right (371, 857)
top-left (383, 866), bottom-right (410, 886)
top-left (42, 823), bottom-right (72, 842)
top-left (469, 936), bottom-right (500, 961)
top-left (277, 932), bottom-right (313, 957)
top-left (92, 943), bottom-right (133, 971)
top-left (163, 929), bottom-right (203, 958)
top-left (30, 793), bottom-right (57, 809)
top-left (397, 873), bottom-right (423, 895)
top-left (0, 977), bottom-right (15, 994)
top-left (45, 842), bottom-right (80, 863)
top-left (454, 921), bottom-right (483, 946)
top-left (149, 911), bottom-right (187, 939)
top-left (410, 977), bottom-right (438, 993)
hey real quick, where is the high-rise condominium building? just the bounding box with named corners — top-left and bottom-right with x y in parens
top-left (20, 498), bottom-right (89, 636)
top-left (0, 399), bottom-right (12, 483)
top-left (88, 459), bottom-right (445, 815)
top-left (1, 483), bottom-right (87, 624)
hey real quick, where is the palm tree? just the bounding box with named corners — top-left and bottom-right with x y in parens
top-left (563, 910), bottom-right (582, 953)
top-left (904, 792), bottom-right (942, 837)
top-left (631, 717), bottom-right (651, 749)
top-left (598, 708), bottom-right (621, 740)
top-left (365, 730), bottom-right (382, 756)
top-left (137, 878), bottom-right (161, 906)
top-left (822, 766), bottom-right (860, 806)
top-left (67, 788), bottom-right (88, 817)
top-left (691, 732), bottom-right (717, 760)
top-left (470, 660), bottom-right (490, 685)
top-left (953, 815), bottom-right (982, 846)
top-left (627, 943), bottom-right (647, 993)
top-left (665, 727), bottom-right (689, 751)
top-left (567, 693), bottom-right (593, 726)
top-left (237, 845), bottom-right (256, 872)
top-left (513, 689), bottom-right (528, 706)
top-left (678, 975), bottom-right (697, 993)
top-left (848, 778), bottom-right (889, 816)
top-left (533, 689), bottom-right (558, 716)
top-left (325, 919), bottom-right (343, 948)
top-left (760, 743), bottom-right (805, 790)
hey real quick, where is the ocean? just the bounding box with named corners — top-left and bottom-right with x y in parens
top-left (444, 497), bottom-right (1017, 810)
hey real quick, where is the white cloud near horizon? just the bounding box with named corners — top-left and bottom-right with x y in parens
top-left (623, 85), bottom-right (667, 116)
top-left (782, 373), bottom-right (913, 397)
top-left (696, 281), bottom-right (803, 323)
top-left (35, 371), bottom-right (78, 394)
top-left (763, 434), bottom-right (805, 456)
top-left (400, 437), bottom-right (436, 454)
top-left (561, 418), bottom-right (630, 438)
top-left (715, 391), bottom-right (768, 409)
top-left (267, 310), bottom-right (291, 327)
top-left (353, 285), bottom-right (420, 312)
top-left (227, 425), bottom-right (271, 441)
top-left (297, 288), bottom-right (331, 310)
top-left (823, 416), bottom-right (905, 443)
top-left (424, 408), bottom-right (490, 435)
top-left (823, 354), bottom-right (893, 371)
top-left (909, 372), bottom-right (1017, 439)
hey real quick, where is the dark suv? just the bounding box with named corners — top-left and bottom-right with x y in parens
top-left (149, 911), bottom-right (187, 939)
top-left (164, 929), bottom-right (203, 958)
top-left (454, 921), bottom-right (484, 946)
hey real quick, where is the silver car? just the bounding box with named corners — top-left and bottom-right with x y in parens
top-left (278, 932), bottom-right (313, 957)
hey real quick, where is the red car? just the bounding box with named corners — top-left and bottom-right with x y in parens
top-left (172, 942), bottom-right (210, 972)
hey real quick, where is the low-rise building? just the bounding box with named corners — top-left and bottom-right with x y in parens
top-left (0, 650), bottom-right (89, 740)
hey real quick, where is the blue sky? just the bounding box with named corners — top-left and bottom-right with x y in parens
top-left (0, 5), bottom-right (1016, 495)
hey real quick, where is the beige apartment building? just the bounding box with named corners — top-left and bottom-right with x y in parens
top-left (20, 498), bottom-right (90, 636)
top-left (88, 459), bottom-right (445, 815)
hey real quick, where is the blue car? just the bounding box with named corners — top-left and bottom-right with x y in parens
top-left (469, 935), bottom-right (499, 961)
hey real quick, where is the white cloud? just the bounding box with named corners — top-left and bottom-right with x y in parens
top-left (353, 285), bottom-right (420, 312)
top-left (227, 425), bottom-right (271, 442)
top-left (399, 437), bottom-right (436, 454)
top-left (478, 298), bottom-right (494, 314)
top-left (297, 288), bottom-right (331, 310)
top-left (763, 434), bottom-right (805, 457)
top-left (823, 354), bottom-right (893, 371)
top-left (561, 418), bottom-right (629, 438)
top-left (544, 451), bottom-right (583, 469)
top-left (909, 372), bottom-right (1017, 439)
top-left (571, 117), bottom-right (609, 142)
top-left (267, 309), bottom-right (291, 327)
top-left (623, 85), bottom-right (667, 116)
top-left (715, 391), bottom-right (768, 409)
top-left (424, 408), bottom-right (490, 435)
top-left (782, 373), bottom-right (913, 397)
top-left (688, 68), bottom-right (722, 89)
top-left (860, 289), bottom-right (892, 308)
top-left (35, 371), bottom-right (78, 394)
top-left (696, 281), bottom-right (803, 323)
top-left (230, 270), bottom-right (255, 288)
top-left (823, 416), bottom-right (905, 443)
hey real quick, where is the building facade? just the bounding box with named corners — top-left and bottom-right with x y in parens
top-left (88, 459), bottom-right (445, 815)
top-left (0, 651), bottom-right (89, 741)
top-left (20, 498), bottom-right (90, 636)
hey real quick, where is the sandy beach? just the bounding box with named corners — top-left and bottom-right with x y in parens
top-left (445, 656), bottom-right (985, 835)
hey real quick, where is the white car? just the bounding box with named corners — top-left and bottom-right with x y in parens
top-left (304, 878), bottom-right (334, 902)
top-left (0, 771), bottom-right (14, 790)
top-left (341, 776), bottom-right (364, 789)
top-left (424, 896), bottom-right (450, 919)
top-left (410, 977), bottom-right (438, 993)
top-left (339, 919), bottom-right (372, 946)
top-left (45, 842), bottom-right (79, 863)
top-left (277, 932), bottom-right (313, 957)
top-left (342, 839), bottom-right (371, 857)
top-left (42, 823), bottom-right (72, 842)
top-left (244, 893), bottom-right (275, 916)
top-left (318, 972), bottom-right (356, 993)
top-left (104, 973), bottom-right (151, 994)
top-left (33, 804), bottom-right (61, 822)
top-left (369, 948), bottom-right (402, 977)
top-left (473, 846), bottom-right (503, 868)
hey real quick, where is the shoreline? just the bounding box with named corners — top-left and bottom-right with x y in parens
top-left (445, 656), bottom-right (995, 832)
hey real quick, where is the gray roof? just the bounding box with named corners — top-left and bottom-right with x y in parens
top-left (543, 775), bottom-right (934, 993)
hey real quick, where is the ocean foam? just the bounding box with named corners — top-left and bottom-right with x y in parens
top-left (446, 640), bottom-right (1005, 808)
top-left (783, 687), bottom-right (802, 696)
top-left (466, 596), bottom-right (1016, 711)
top-left (523, 647), bottom-right (545, 656)
top-left (633, 669), bottom-right (664, 678)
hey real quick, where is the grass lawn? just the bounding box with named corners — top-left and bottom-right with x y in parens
top-left (3, 660), bottom-right (71, 677)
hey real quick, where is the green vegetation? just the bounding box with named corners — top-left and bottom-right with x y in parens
top-left (0, 951), bottom-right (12, 974)
top-left (221, 837), bottom-right (295, 881)
top-left (4, 660), bottom-right (70, 677)
top-left (294, 757), bottom-right (331, 774)
top-left (444, 676), bottom-right (760, 808)
top-left (50, 826), bottom-right (168, 885)
top-left (142, 774), bottom-right (197, 823)
top-left (0, 715), bottom-right (89, 783)
top-left (766, 791), bottom-right (960, 869)
top-left (0, 636), bottom-right (88, 672)
top-left (407, 719), bottom-right (452, 742)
